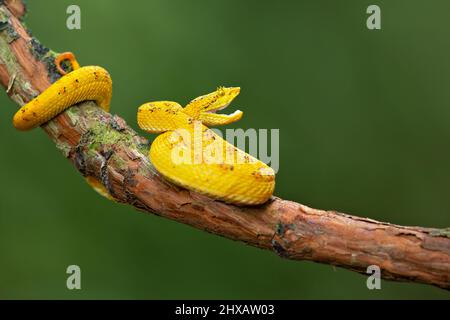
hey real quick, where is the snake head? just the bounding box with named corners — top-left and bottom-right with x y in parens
top-left (184, 87), bottom-right (243, 126)
top-left (198, 86), bottom-right (240, 113)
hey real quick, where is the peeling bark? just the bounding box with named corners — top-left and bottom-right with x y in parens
top-left (0, 0), bottom-right (449, 290)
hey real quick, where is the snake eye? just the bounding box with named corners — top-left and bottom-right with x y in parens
top-left (217, 86), bottom-right (225, 97)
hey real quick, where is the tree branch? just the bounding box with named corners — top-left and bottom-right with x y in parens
top-left (1, 0), bottom-right (449, 290)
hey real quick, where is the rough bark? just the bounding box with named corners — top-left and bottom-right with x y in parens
top-left (0, 0), bottom-right (449, 290)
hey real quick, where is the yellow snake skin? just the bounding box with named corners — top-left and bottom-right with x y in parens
top-left (14, 53), bottom-right (111, 131)
top-left (137, 89), bottom-right (275, 205)
top-left (13, 53), bottom-right (275, 205)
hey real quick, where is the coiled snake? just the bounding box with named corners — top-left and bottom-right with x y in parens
top-left (13, 53), bottom-right (275, 205)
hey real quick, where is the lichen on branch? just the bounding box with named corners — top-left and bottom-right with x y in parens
top-left (0, 0), bottom-right (449, 290)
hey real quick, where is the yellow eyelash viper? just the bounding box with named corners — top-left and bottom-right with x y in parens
top-left (13, 52), bottom-right (275, 205)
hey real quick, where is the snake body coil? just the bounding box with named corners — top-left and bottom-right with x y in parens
top-left (13, 53), bottom-right (275, 205)
top-left (137, 89), bottom-right (275, 205)
top-left (14, 53), bottom-right (112, 131)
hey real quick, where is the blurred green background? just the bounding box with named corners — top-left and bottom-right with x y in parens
top-left (0, 0), bottom-right (449, 299)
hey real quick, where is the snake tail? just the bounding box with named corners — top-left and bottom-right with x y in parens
top-left (13, 53), bottom-right (112, 131)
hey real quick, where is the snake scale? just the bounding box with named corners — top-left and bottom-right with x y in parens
top-left (13, 53), bottom-right (275, 205)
